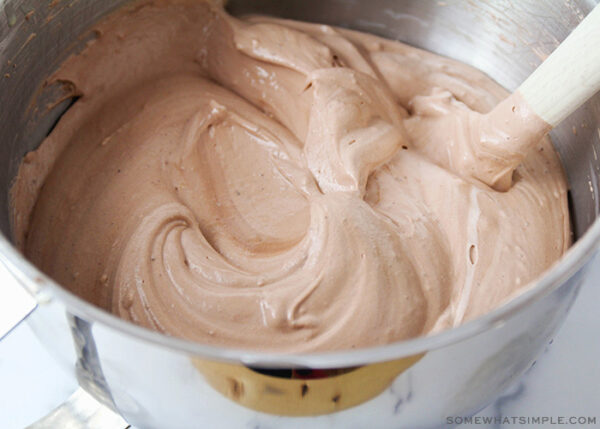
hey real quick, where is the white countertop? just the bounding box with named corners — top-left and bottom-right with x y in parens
top-left (1, 256), bottom-right (599, 429)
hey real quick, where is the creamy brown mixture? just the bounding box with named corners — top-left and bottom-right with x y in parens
top-left (12, 0), bottom-right (570, 352)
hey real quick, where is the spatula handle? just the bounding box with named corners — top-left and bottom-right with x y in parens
top-left (518, 4), bottom-right (600, 127)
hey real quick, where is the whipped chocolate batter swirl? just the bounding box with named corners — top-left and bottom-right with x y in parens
top-left (12, 0), bottom-right (570, 351)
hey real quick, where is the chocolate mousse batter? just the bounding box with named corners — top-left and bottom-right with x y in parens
top-left (11, 0), bottom-right (570, 352)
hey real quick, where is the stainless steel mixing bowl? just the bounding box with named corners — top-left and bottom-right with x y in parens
top-left (1, 1), bottom-right (599, 428)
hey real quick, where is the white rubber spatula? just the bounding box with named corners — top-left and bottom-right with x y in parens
top-left (469, 4), bottom-right (600, 191)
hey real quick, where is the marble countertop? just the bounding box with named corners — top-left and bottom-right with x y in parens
top-left (1, 256), bottom-right (599, 429)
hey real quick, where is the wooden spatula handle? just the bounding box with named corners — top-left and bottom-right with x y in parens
top-left (519, 5), bottom-right (600, 127)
